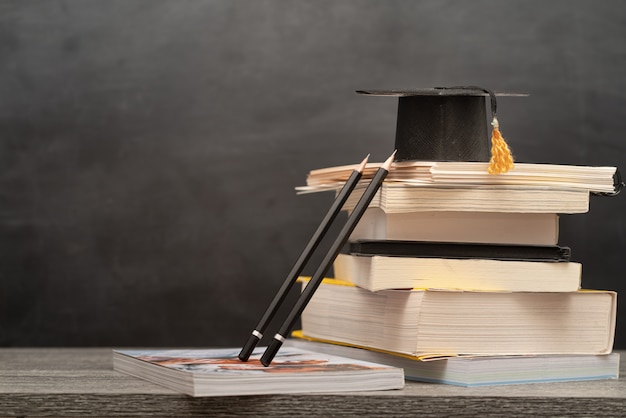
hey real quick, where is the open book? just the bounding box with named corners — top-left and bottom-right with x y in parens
top-left (300, 161), bottom-right (617, 193)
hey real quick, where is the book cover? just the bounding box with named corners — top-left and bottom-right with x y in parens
top-left (113, 347), bottom-right (404, 397)
top-left (289, 332), bottom-right (621, 387)
top-left (301, 278), bottom-right (616, 356)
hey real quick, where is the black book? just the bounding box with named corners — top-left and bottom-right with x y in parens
top-left (348, 240), bottom-right (571, 262)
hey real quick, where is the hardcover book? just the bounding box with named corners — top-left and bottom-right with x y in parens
top-left (113, 347), bottom-right (404, 397)
top-left (348, 240), bottom-right (571, 261)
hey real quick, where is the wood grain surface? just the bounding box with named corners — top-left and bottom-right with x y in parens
top-left (1, 348), bottom-right (625, 416)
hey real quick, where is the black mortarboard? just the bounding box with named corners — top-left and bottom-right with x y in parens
top-left (357, 87), bottom-right (527, 174)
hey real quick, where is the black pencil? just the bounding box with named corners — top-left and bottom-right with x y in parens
top-left (260, 150), bottom-right (396, 366)
top-left (238, 154), bottom-right (370, 362)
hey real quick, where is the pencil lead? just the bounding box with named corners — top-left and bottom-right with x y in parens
top-left (356, 154), bottom-right (370, 173)
top-left (382, 150), bottom-right (397, 171)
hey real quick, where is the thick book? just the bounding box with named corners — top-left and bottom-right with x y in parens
top-left (349, 208), bottom-right (560, 245)
top-left (300, 278), bottom-right (616, 356)
top-left (113, 347), bottom-right (404, 397)
top-left (289, 331), bottom-right (621, 387)
top-left (301, 161), bottom-right (617, 194)
top-left (334, 252), bottom-right (580, 292)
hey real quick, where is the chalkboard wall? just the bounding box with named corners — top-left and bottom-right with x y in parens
top-left (2, 1), bottom-right (625, 349)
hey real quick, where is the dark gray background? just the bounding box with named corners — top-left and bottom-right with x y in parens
top-left (1, 1), bottom-right (625, 349)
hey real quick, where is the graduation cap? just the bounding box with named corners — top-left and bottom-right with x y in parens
top-left (357, 86), bottom-right (527, 174)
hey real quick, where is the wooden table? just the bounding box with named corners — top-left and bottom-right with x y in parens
top-left (1, 348), bottom-right (625, 416)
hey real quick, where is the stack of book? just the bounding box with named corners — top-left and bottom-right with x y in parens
top-left (291, 161), bottom-right (621, 386)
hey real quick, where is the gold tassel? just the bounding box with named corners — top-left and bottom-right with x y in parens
top-left (488, 117), bottom-right (514, 174)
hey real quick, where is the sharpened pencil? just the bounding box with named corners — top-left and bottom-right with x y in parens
top-left (238, 154), bottom-right (370, 361)
top-left (260, 150), bottom-right (396, 366)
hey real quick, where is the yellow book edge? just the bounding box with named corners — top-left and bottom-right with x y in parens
top-left (290, 330), bottom-right (459, 361)
top-left (297, 276), bottom-right (430, 291)
top-left (298, 276), bottom-right (611, 294)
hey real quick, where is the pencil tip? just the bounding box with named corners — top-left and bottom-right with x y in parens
top-left (356, 154), bottom-right (370, 173)
top-left (381, 150), bottom-right (397, 171)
